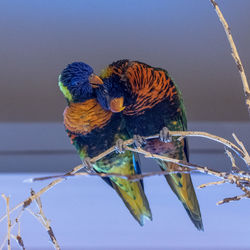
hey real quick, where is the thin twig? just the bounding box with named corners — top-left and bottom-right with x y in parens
top-left (217, 193), bottom-right (248, 205)
top-left (31, 145), bottom-right (250, 186)
top-left (225, 149), bottom-right (237, 170)
top-left (232, 133), bottom-right (250, 164)
top-left (0, 164), bottom-right (84, 224)
top-left (198, 180), bottom-right (226, 189)
top-left (14, 209), bottom-right (25, 250)
top-left (0, 209), bottom-right (25, 250)
top-left (90, 131), bottom-right (248, 165)
top-left (2, 194), bottom-right (11, 250)
top-left (0, 131), bottom-right (249, 223)
top-left (27, 207), bottom-right (60, 249)
top-left (11, 233), bottom-right (25, 250)
top-left (210, 0), bottom-right (250, 115)
top-left (30, 189), bottom-right (60, 250)
top-left (30, 141), bottom-right (250, 184)
top-left (223, 149), bottom-right (250, 204)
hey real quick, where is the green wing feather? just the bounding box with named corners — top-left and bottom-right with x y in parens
top-left (94, 151), bottom-right (152, 225)
top-left (65, 105), bottom-right (152, 226)
top-left (159, 113), bottom-right (203, 231)
top-left (103, 60), bottom-right (203, 230)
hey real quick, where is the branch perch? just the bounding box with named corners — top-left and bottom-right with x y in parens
top-left (28, 189), bottom-right (60, 250)
top-left (210, 0), bottom-right (250, 115)
top-left (0, 130), bottom-right (249, 227)
top-left (2, 194), bottom-right (11, 250)
top-left (0, 1), bottom-right (248, 248)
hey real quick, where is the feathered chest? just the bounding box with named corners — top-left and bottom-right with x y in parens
top-left (64, 99), bottom-right (112, 135)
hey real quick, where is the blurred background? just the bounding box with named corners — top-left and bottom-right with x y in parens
top-left (0, 0), bottom-right (249, 122)
top-left (0, 0), bottom-right (249, 249)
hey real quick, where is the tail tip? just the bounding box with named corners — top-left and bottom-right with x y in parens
top-left (195, 220), bottom-right (204, 231)
top-left (139, 214), bottom-right (153, 226)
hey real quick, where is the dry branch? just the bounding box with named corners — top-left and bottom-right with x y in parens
top-left (13, 209), bottom-right (25, 250)
top-left (30, 141), bottom-right (250, 206)
top-left (0, 130), bottom-right (249, 227)
top-left (29, 130), bottom-right (249, 207)
top-left (198, 180), bottom-right (226, 189)
top-left (2, 194), bottom-right (11, 250)
top-left (0, 1), bottom-right (248, 248)
top-left (217, 193), bottom-right (248, 205)
top-left (1, 209), bottom-right (25, 250)
top-left (32, 143), bottom-right (250, 184)
top-left (210, 0), bottom-right (250, 115)
top-left (0, 164), bottom-right (84, 224)
top-left (30, 189), bottom-right (60, 250)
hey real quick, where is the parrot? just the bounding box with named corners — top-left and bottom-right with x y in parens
top-left (58, 62), bottom-right (152, 226)
top-left (96, 59), bottom-right (203, 230)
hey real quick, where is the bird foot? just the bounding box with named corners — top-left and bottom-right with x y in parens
top-left (159, 127), bottom-right (172, 143)
top-left (133, 134), bottom-right (146, 148)
top-left (115, 138), bottom-right (126, 154)
top-left (83, 157), bottom-right (95, 173)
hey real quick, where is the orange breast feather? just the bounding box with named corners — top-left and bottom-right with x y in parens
top-left (64, 99), bottom-right (112, 135)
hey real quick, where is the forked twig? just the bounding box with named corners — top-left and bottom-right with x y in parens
top-left (28, 189), bottom-right (61, 249)
top-left (0, 130), bottom-right (249, 226)
top-left (0, 164), bottom-right (84, 224)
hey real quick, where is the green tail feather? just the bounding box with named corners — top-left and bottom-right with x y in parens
top-left (111, 179), bottom-right (152, 226)
top-left (164, 171), bottom-right (203, 231)
top-left (158, 158), bottom-right (203, 231)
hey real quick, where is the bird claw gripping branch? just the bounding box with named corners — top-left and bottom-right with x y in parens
top-left (83, 157), bottom-right (95, 173)
top-left (115, 138), bottom-right (127, 154)
top-left (159, 127), bottom-right (172, 143)
top-left (133, 135), bottom-right (147, 148)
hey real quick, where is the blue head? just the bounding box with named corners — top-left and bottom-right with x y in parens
top-left (58, 62), bottom-right (103, 103)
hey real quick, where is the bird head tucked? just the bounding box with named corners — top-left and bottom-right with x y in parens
top-left (58, 62), bottom-right (103, 103)
top-left (96, 75), bottom-right (129, 113)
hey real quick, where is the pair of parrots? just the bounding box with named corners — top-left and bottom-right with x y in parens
top-left (58, 60), bottom-right (203, 230)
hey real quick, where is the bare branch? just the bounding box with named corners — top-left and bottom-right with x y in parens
top-left (29, 138), bottom-right (250, 184)
top-left (232, 133), bottom-right (250, 164)
top-left (2, 194), bottom-right (11, 250)
top-left (11, 233), bottom-right (25, 250)
top-left (0, 164), bottom-right (84, 224)
top-left (0, 131), bottom-right (249, 225)
top-left (217, 193), bottom-right (248, 205)
top-left (30, 189), bottom-right (61, 250)
top-left (14, 209), bottom-right (25, 250)
top-left (210, 0), bottom-right (250, 115)
top-left (225, 149), bottom-right (237, 170)
top-left (0, 209), bottom-right (25, 250)
top-left (198, 180), bottom-right (226, 189)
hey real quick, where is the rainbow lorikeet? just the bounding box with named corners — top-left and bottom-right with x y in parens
top-left (58, 62), bottom-right (152, 226)
top-left (96, 59), bottom-right (203, 230)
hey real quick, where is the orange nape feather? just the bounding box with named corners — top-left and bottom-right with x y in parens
top-left (64, 99), bottom-right (112, 135)
top-left (123, 62), bottom-right (176, 115)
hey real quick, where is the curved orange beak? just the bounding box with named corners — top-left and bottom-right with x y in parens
top-left (110, 97), bottom-right (125, 113)
top-left (88, 74), bottom-right (103, 88)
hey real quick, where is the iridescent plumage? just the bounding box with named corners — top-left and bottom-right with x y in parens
top-left (97, 59), bottom-right (203, 230)
top-left (59, 62), bottom-right (152, 225)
